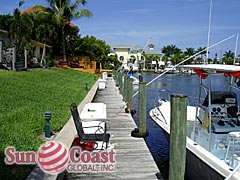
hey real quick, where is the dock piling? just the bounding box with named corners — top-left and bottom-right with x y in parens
top-left (131, 81), bottom-right (149, 138)
top-left (169, 94), bottom-right (187, 180)
top-left (120, 73), bottom-right (124, 95)
top-left (123, 75), bottom-right (128, 102)
top-left (0, 40), bottom-right (2, 63)
top-left (139, 81), bottom-right (147, 134)
top-left (127, 77), bottom-right (133, 109)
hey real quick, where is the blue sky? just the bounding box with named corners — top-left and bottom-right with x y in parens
top-left (1, 0), bottom-right (240, 58)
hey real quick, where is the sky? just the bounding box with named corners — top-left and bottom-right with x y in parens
top-left (1, 0), bottom-right (240, 58)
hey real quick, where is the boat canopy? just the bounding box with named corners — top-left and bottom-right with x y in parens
top-left (183, 64), bottom-right (240, 72)
top-left (183, 64), bottom-right (240, 79)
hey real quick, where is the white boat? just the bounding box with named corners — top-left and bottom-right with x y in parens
top-left (127, 73), bottom-right (139, 85)
top-left (129, 75), bottom-right (139, 85)
top-left (149, 64), bottom-right (240, 180)
top-left (122, 63), bottom-right (138, 72)
top-left (164, 65), bottom-right (178, 74)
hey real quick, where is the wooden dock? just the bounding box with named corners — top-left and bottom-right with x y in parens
top-left (65, 78), bottom-right (160, 180)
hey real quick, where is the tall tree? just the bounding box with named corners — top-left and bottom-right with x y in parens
top-left (223, 50), bottom-right (234, 59)
top-left (8, 1), bottom-right (33, 60)
top-left (172, 52), bottom-right (185, 65)
top-left (45, 0), bottom-right (92, 61)
top-left (33, 10), bottom-right (57, 61)
top-left (0, 14), bottom-right (12, 31)
top-left (184, 47), bottom-right (195, 64)
top-left (75, 35), bottom-right (111, 68)
top-left (222, 50), bottom-right (234, 65)
top-left (197, 47), bottom-right (207, 62)
top-left (162, 44), bottom-right (181, 58)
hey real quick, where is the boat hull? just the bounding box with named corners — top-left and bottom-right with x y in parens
top-left (149, 103), bottom-right (240, 180)
top-left (159, 126), bottom-right (225, 180)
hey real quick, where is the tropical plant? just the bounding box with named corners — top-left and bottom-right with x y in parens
top-left (0, 14), bottom-right (12, 31)
top-left (7, 1), bottom-right (33, 60)
top-left (75, 35), bottom-right (111, 68)
top-left (197, 47), bottom-right (207, 62)
top-left (172, 52), bottom-right (185, 65)
top-left (104, 54), bottom-right (120, 69)
top-left (129, 55), bottom-right (136, 64)
top-left (33, 10), bottom-right (57, 61)
top-left (162, 44), bottom-right (182, 58)
top-left (65, 26), bottom-right (81, 56)
top-left (222, 50), bottom-right (234, 65)
top-left (184, 47), bottom-right (195, 63)
top-left (45, 0), bottom-right (92, 61)
top-left (223, 50), bottom-right (234, 59)
top-left (34, 9), bottom-right (57, 45)
top-left (212, 53), bottom-right (219, 64)
top-left (161, 55), bottom-right (168, 62)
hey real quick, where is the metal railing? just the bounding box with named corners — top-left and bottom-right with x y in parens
top-left (224, 163), bottom-right (240, 180)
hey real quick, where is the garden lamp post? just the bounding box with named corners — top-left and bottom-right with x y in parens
top-left (85, 82), bottom-right (88, 91)
top-left (44, 111), bottom-right (52, 138)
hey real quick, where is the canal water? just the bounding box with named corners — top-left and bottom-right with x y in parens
top-left (131, 72), bottom-right (240, 179)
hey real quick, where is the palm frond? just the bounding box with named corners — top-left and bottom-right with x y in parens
top-left (73, 9), bottom-right (92, 19)
top-left (19, 1), bottom-right (25, 8)
top-left (69, 0), bottom-right (87, 11)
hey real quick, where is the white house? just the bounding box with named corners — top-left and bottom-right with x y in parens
top-left (109, 44), bottom-right (142, 64)
top-left (109, 43), bottom-right (163, 71)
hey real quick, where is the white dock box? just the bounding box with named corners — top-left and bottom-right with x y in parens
top-left (80, 103), bottom-right (107, 121)
top-left (102, 72), bottom-right (108, 80)
top-left (98, 79), bottom-right (106, 89)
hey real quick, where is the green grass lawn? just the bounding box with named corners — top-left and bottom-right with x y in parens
top-left (0, 68), bottom-right (96, 179)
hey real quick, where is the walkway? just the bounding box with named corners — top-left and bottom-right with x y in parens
top-left (65, 77), bottom-right (160, 180)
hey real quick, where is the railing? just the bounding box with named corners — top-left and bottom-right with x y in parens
top-left (224, 163), bottom-right (240, 180)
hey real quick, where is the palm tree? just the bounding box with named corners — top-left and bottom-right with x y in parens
top-left (222, 50), bottom-right (234, 65)
top-left (172, 52), bottom-right (185, 65)
top-left (162, 44), bottom-right (181, 59)
top-left (184, 47), bottom-right (195, 64)
top-left (197, 47), bottom-right (208, 62)
top-left (45, 0), bottom-right (92, 61)
top-left (8, 1), bottom-right (33, 60)
top-left (33, 10), bottom-right (57, 62)
top-left (223, 50), bottom-right (234, 59)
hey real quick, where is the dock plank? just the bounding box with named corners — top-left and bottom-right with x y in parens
top-left (65, 78), bottom-right (160, 180)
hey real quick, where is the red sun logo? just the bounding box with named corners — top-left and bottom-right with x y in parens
top-left (37, 141), bottom-right (69, 174)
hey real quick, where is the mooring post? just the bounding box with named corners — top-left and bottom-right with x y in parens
top-left (139, 81), bottom-right (147, 134)
top-left (24, 47), bottom-right (27, 69)
top-left (12, 46), bottom-right (16, 70)
top-left (118, 72), bottom-right (122, 88)
top-left (118, 73), bottom-right (123, 94)
top-left (0, 40), bottom-right (2, 63)
top-left (123, 75), bottom-right (128, 101)
top-left (112, 70), bottom-right (116, 81)
top-left (115, 70), bottom-right (118, 85)
top-left (169, 94), bottom-right (187, 180)
top-left (127, 77), bottom-right (133, 109)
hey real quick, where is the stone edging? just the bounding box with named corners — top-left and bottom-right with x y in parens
top-left (26, 80), bottom-right (99, 180)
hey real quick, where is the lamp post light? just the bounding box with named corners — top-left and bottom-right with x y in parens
top-left (85, 82), bottom-right (89, 91)
top-left (44, 111), bottom-right (52, 138)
